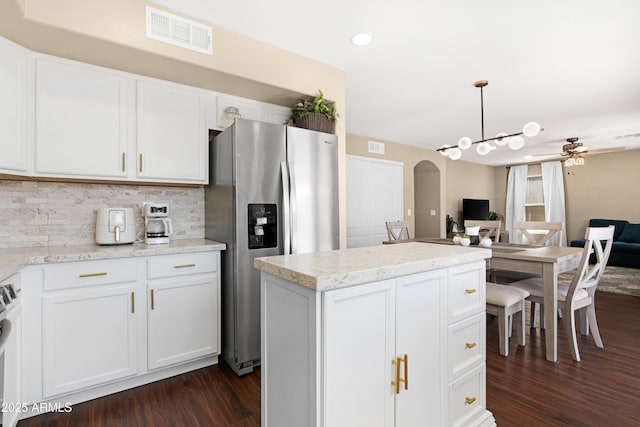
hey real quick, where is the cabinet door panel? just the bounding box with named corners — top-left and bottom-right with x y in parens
top-left (42, 283), bottom-right (137, 397)
top-left (395, 270), bottom-right (445, 427)
top-left (35, 57), bottom-right (129, 178)
top-left (0, 38), bottom-right (28, 172)
top-left (323, 280), bottom-right (395, 427)
top-left (148, 274), bottom-right (219, 369)
top-left (137, 80), bottom-right (207, 183)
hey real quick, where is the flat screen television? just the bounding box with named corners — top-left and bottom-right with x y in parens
top-left (462, 198), bottom-right (490, 222)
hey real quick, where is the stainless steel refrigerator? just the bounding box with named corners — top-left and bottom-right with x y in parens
top-left (205, 118), bottom-right (339, 376)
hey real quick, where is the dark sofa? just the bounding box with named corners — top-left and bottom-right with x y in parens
top-left (570, 219), bottom-right (640, 268)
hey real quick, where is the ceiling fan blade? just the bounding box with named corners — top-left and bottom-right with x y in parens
top-left (533, 152), bottom-right (567, 157)
top-left (581, 146), bottom-right (625, 155)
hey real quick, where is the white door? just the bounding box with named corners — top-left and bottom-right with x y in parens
top-left (347, 155), bottom-right (404, 248)
top-left (42, 283), bottom-right (137, 397)
top-left (323, 279), bottom-right (396, 427)
top-left (147, 274), bottom-right (219, 369)
top-left (395, 270), bottom-right (445, 426)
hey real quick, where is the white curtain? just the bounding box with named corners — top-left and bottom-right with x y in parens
top-left (505, 165), bottom-right (528, 243)
top-left (541, 161), bottom-right (567, 246)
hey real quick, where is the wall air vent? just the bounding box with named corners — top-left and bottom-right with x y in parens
top-left (145, 6), bottom-right (212, 55)
top-left (368, 140), bottom-right (385, 155)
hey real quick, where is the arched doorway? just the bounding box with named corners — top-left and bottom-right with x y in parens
top-left (414, 160), bottom-right (441, 237)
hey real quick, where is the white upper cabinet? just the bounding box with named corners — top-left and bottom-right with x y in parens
top-left (215, 93), bottom-right (292, 130)
top-left (34, 57), bottom-right (130, 178)
top-left (0, 37), bottom-right (28, 172)
top-left (136, 80), bottom-right (208, 184)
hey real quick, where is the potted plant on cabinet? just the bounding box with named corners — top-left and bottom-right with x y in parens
top-left (290, 90), bottom-right (338, 134)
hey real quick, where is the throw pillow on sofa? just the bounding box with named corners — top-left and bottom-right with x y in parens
top-left (618, 223), bottom-right (640, 243)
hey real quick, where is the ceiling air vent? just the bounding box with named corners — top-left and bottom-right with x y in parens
top-left (145, 6), bottom-right (212, 55)
top-left (368, 140), bottom-right (385, 155)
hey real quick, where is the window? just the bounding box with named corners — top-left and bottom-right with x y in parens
top-left (525, 165), bottom-right (545, 221)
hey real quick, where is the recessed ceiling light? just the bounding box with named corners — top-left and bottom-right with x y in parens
top-left (351, 33), bottom-right (372, 46)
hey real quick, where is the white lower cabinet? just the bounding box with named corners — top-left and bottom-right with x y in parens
top-left (20, 251), bottom-right (221, 410)
top-left (261, 261), bottom-right (495, 427)
top-left (323, 270), bottom-right (445, 427)
top-left (40, 259), bottom-right (138, 398)
top-left (147, 253), bottom-right (219, 369)
top-left (42, 282), bottom-right (138, 397)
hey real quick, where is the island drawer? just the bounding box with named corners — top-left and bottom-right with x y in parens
top-left (147, 252), bottom-right (217, 279)
top-left (448, 312), bottom-right (485, 381)
top-left (449, 364), bottom-right (486, 426)
top-left (447, 261), bottom-right (486, 324)
top-left (43, 259), bottom-right (138, 291)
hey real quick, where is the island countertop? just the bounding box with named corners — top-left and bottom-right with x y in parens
top-left (254, 242), bottom-right (491, 291)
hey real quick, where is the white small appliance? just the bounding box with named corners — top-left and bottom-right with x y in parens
top-left (96, 207), bottom-right (136, 245)
top-left (144, 202), bottom-right (173, 245)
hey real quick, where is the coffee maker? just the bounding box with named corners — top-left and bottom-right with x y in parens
top-left (144, 202), bottom-right (173, 244)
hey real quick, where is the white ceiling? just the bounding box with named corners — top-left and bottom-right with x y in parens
top-left (152, 0), bottom-right (640, 166)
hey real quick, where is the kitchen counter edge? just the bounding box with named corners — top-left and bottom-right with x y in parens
top-left (254, 242), bottom-right (491, 291)
top-left (0, 238), bottom-right (226, 282)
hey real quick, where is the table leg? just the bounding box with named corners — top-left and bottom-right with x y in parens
top-left (543, 263), bottom-right (558, 362)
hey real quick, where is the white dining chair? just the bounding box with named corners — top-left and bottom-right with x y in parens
top-left (509, 225), bottom-right (615, 361)
top-left (463, 220), bottom-right (501, 242)
top-left (486, 283), bottom-right (530, 356)
top-left (513, 221), bottom-right (564, 246)
top-left (385, 220), bottom-right (411, 241)
top-left (493, 221), bottom-right (565, 327)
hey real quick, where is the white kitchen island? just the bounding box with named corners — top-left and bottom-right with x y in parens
top-left (255, 242), bottom-right (496, 427)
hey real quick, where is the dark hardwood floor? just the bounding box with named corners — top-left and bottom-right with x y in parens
top-left (19, 292), bottom-right (640, 427)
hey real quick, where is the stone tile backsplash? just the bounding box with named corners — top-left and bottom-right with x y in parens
top-left (0, 180), bottom-right (204, 248)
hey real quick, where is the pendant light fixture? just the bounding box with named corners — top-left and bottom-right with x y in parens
top-left (438, 80), bottom-right (542, 160)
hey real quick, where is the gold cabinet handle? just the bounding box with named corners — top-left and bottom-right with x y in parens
top-left (122, 152), bottom-right (126, 172)
top-left (465, 396), bottom-right (477, 405)
top-left (465, 288), bottom-right (477, 294)
top-left (391, 355), bottom-right (408, 394)
top-left (465, 342), bottom-right (477, 349)
top-left (150, 289), bottom-right (155, 310)
top-left (139, 153), bottom-right (143, 172)
top-left (401, 354), bottom-right (408, 390)
top-left (79, 272), bottom-right (107, 278)
top-left (131, 292), bottom-right (135, 314)
top-left (391, 358), bottom-right (401, 394)
top-left (174, 263), bottom-right (196, 269)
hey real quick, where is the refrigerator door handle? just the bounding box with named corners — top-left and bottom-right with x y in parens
top-left (280, 161), bottom-right (291, 254)
top-left (288, 161), bottom-right (298, 254)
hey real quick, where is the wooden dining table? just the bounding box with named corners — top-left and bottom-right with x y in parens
top-left (384, 237), bottom-right (584, 362)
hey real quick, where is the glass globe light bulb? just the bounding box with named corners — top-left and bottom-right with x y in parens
top-left (476, 142), bottom-right (491, 155)
top-left (508, 135), bottom-right (525, 150)
top-left (458, 137), bottom-right (472, 150)
top-left (448, 147), bottom-right (462, 160)
top-left (523, 122), bottom-right (541, 137)
top-left (439, 144), bottom-right (451, 156)
top-left (494, 132), bottom-right (509, 146)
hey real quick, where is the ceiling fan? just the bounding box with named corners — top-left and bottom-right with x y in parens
top-left (535, 137), bottom-right (625, 164)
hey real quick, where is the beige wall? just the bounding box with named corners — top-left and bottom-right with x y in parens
top-left (346, 134), bottom-right (497, 238)
top-left (346, 134), bottom-right (445, 236)
top-left (0, 0), bottom-right (349, 246)
top-left (494, 149), bottom-right (640, 242)
top-left (445, 160), bottom-right (498, 228)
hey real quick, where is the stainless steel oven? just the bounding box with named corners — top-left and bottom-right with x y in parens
top-left (0, 278), bottom-right (20, 427)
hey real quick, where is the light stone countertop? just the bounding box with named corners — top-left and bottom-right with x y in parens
top-left (254, 242), bottom-right (491, 291)
top-left (0, 238), bottom-right (226, 282)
